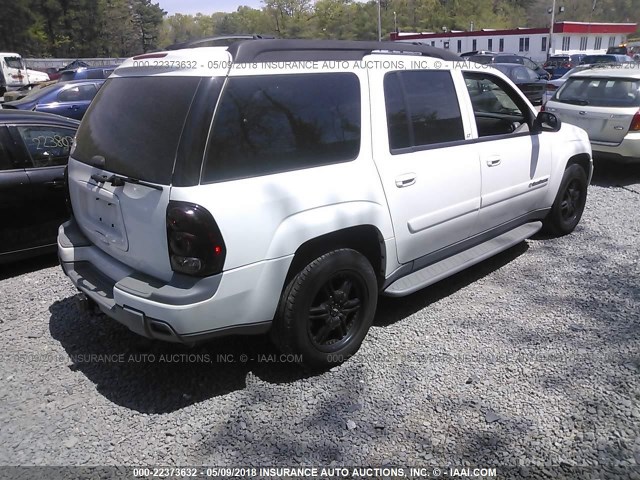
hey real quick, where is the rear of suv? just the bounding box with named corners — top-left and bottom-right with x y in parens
top-left (59, 39), bottom-right (593, 367)
top-left (544, 66), bottom-right (640, 163)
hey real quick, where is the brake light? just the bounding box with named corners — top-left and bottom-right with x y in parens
top-left (546, 84), bottom-right (558, 91)
top-left (540, 104), bottom-right (545, 112)
top-left (563, 63), bottom-right (571, 68)
top-left (631, 110), bottom-right (640, 131)
top-left (133, 52), bottom-right (167, 60)
top-left (166, 201), bottom-right (226, 277)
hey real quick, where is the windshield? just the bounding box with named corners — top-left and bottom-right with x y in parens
top-left (5, 57), bottom-right (24, 69)
top-left (73, 76), bottom-right (203, 185)
top-left (556, 77), bottom-right (640, 107)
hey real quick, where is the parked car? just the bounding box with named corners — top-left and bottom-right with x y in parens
top-left (543, 54), bottom-right (587, 79)
top-left (580, 54), bottom-right (635, 65)
top-left (3, 79), bottom-right (105, 120)
top-left (467, 52), bottom-right (550, 79)
top-left (58, 39), bottom-right (592, 368)
top-left (0, 110), bottom-right (79, 263)
top-left (492, 63), bottom-right (547, 104)
top-left (544, 66), bottom-right (640, 163)
top-left (57, 66), bottom-right (117, 82)
top-left (41, 60), bottom-right (91, 81)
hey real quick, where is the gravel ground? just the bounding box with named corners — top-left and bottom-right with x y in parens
top-left (0, 161), bottom-right (639, 479)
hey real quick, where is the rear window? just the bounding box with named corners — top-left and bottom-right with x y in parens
top-left (58, 71), bottom-right (76, 82)
top-left (581, 55), bottom-right (617, 64)
top-left (73, 76), bottom-right (201, 184)
top-left (495, 55), bottom-right (522, 64)
top-left (556, 77), bottom-right (640, 107)
top-left (202, 73), bottom-right (361, 183)
top-left (468, 56), bottom-right (492, 65)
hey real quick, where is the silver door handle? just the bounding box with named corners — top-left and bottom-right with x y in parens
top-left (486, 158), bottom-right (501, 167)
top-left (395, 174), bottom-right (416, 188)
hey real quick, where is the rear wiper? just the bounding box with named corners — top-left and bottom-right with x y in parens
top-left (560, 98), bottom-right (589, 106)
top-left (90, 173), bottom-right (163, 191)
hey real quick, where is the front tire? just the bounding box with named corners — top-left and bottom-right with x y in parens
top-left (543, 164), bottom-right (588, 236)
top-left (271, 249), bottom-right (378, 369)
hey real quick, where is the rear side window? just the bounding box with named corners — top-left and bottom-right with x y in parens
top-left (202, 73), bottom-right (361, 183)
top-left (73, 76), bottom-right (202, 184)
top-left (58, 84), bottom-right (97, 102)
top-left (384, 70), bottom-right (464, 151)
top-left (17, 125), bottom-right (76, 168)
top-left (556, 77), bottom-right (640, 107)
top-left (469, 56), bottom-right (492, 65)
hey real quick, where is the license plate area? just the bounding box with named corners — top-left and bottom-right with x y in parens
top-left (82, 184), bottom-right (129, 251)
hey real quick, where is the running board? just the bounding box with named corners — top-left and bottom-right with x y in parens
top-left (383, 221), bottom-right (542, 297)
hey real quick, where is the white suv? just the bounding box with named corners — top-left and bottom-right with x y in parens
top-left (58, 39), bottom-right (593, 368)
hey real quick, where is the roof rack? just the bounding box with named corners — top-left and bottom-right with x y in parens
top-left (226, 39), bottom-right (461, 63)
top-left (165, 34), bottom-right (275, 51)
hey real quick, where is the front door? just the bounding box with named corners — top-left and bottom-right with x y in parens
top-left (462, 71), bottom-right (552, 231)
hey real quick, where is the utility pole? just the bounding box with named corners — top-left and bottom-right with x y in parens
top-left (378, 0), bottom-right (382, 41)
top-left (547, 0), bottom-right (557, 60)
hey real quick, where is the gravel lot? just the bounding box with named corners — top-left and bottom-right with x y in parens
top-left (0, 161), bottom-right (639, 479)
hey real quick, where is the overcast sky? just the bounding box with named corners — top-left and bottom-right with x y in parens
top-left (158, 0), bottom-right (264, 15)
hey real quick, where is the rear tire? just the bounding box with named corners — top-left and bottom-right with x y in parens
top-left (271, 249), bottom-right (377, 369)
top-left (543, 164), bottom-right (588, 236)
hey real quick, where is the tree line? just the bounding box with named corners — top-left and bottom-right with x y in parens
top-left (1, 0), bottom-right (638, 58)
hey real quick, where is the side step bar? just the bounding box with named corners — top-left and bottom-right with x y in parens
top-left (383, 221), bottom-right (542, 297)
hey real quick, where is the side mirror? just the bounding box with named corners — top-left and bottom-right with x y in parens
top-left (533, 111), bottom-right (561, 133)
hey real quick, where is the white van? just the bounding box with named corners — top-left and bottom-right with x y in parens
top-left (0, 53), bottom-right (49, 96)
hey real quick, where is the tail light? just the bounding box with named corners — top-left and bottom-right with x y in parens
top-left (631, 110), bottom-right (640, 132)
top-left (563, 62), bottom-right (571, 68)
top-left (546, 84), bottom-right (558, 92)
top-left (540, 104), bottom-right (546, 112)
top-left (166, 201), bottom-right (226, 277)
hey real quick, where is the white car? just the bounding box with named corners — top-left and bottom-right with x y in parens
top-left (544, 65), bottom-right (640, 163)
top-left (58, 39), bottom-right (593, 367)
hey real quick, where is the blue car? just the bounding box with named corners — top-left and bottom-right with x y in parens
top-left (3, 79), bottom-right (105, 120)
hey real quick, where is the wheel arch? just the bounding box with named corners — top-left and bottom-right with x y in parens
top-left (283, 225), bottom-right (386, 290)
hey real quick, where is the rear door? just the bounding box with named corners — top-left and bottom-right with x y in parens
top-left (10, 123), bottom-right (76, 247)
top-left (547, 76), bottom-right (640, 144)
top-left (370, 67), bottom-right (481, 264)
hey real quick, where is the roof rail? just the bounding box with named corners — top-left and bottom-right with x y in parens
top-left (165, 34), bottom-right (275, 51)
top-left (226, 39), bottom-right (461, 63)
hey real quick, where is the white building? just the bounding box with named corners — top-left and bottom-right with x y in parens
top-left (390, 22), bottom-right (638, 63)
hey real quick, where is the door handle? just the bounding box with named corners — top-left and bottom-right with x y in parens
top-left (44, 179), bottom-right (66, 189)
top-left (395, 173), bottom-right (417, 188)
top-left (486, 156), bottom-right (501, 167)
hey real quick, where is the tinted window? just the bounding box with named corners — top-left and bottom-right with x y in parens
top-left (202, 73), bottom-right (361, 183)
top-left (58, 84), bottom-right (97, 102)
top-left (17, 126), bottom-right (76, 167)
top-left (74, 76), bottom-right (202, 184)
top-left (557, 77), bottom-right (640, 107)
top-left (469, 55), bottom-right (492, 65)
top-left (582, 55), bottom-right (617, 64)
top-left (384, 70), bottom-right (464, 151)
top-left (0, 139), bottom-right (13, 170)
top-left (496, 55), bottom-right (522, 64)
